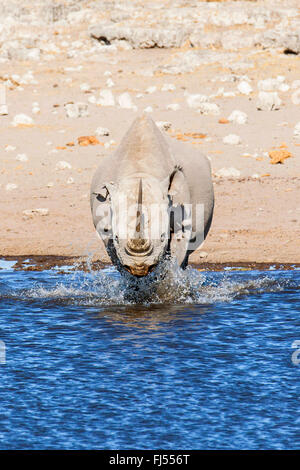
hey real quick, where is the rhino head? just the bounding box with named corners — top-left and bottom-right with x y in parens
top-left (94, 167), bottom-right (191, 277)
top-left (103, 175), bottom-right (169, 276)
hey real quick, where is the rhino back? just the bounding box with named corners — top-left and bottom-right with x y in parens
top-left (114, 115), bottom-right (175, 180)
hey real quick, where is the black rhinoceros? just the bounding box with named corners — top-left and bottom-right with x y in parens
top-left (91, 115), bottom-right (214, 276)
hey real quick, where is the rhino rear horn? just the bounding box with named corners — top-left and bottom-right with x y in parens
top-left (135, 178), bottom-right (143, 238)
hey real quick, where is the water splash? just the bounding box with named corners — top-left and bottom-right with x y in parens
top-left (6, 259), bottom-right (295, 307)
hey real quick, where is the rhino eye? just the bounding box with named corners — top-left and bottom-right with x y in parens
top-left (160, 233), bottom-right (166, 242)
top-left (114, 235), bottom-right (119, 243)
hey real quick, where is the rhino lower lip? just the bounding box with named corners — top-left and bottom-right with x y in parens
top-left (124, 264), bottom-right (156, 276)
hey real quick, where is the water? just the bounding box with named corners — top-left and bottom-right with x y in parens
top-left (0, 260), bottom-right (299, 450)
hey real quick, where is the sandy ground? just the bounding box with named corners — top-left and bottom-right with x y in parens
top-left (0, 0), bottom-right (299, 266)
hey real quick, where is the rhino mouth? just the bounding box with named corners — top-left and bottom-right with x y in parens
top-left (124, 263), bottom-right (156, 277)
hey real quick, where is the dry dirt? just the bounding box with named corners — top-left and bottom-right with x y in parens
top-left (0, 0), bottom-right (299, 267)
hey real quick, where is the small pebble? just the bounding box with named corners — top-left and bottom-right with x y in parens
top-left (64, 102), bottom-right (89, 118)
top-left (95, 127), bottom-right (110, 136)
top-left (5, 145), bottom-right (16, 152)
top-left (5, 183), bottom-right (18, 191)
top-left (161, 83), bottom-right (176, 92)
top-left (228, 110), bottom-right (248, 125)
top-left (146, 86), bottom-right (157, 94)
top-left (11, 114), bottom-right (34, 126)
top-left (55, 161), bottom-right (72, 170)
top-left (223, 134), bottom-right (241, 145)
top-left (294, 122), bottom-right (300, 138)
top-left (16, 153), bottom-right (28, 162)
top-left (167, 103), bottom-right (180, 111)
top-left (237, 81), bottom-right (252, 95)
top-left (117, 93), bottom-right (137, 110)
top-left (215, 167), bottom-right (241, 178)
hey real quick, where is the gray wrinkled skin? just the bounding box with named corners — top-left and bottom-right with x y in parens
top-left (90, 115), bottom-right (214, 277)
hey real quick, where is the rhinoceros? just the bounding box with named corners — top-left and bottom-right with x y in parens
top-left (90, 115), bottom-right (214, 276)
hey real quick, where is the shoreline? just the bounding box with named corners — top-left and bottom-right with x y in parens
top-left (1, 255), bottom-right (299, 272)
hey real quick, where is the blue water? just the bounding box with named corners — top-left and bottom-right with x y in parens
top-left (0, 261), bottom-right (299, 450)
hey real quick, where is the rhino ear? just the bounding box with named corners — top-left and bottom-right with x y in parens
top-left (168, 166), bottom-right (187, 203)
top-left (92, 182), bottom-right (117, 201)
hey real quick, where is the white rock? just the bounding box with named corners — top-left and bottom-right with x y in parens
top-left (258, 78), bottom-right (285, 92)
top-left (146, 86), bottom-right (157, 94)
top-left (27, 49), bottom-right (40, 61)
top-left (35, 208), bottom-right (49, 216)
top-left (291, 80), bottom-right (300, 89)
top-left (64, 102), bottom-right (89, 118)
top-left (186, 93), bottom-right (208, 109)
top-left (0, 104), bottom-right (8, 115)
top-left (5, 183), bottom-right (17, 191)
top-left (11, 114), bottom-right (34, 126)
top-left (5, 145), bottom-right (16, 152)
top-left (257, 91), bottom-right (282, 111)
top-left (223, 134), bottom-right (241, 145)
top-left (294, 122), bottom-right (300, 138)
top-left (215, 167), bottom-right (241, 178)
top-left (97, 89), bottom-right (115, 106)
top-left (32, 106), bottom-right (40, 114)
top-left (167, 103), bottom-right (180, 111)
top-left (55, 161), bottom-right (72, 170)
top-left (161, 83), bottom-right (176, 92)
top-left (106, 78), bottom-right (114, 88)
top-left (228, 110), bottom-right (248, 125)
top-left (67, 177), bottom-right (74, 184)
top-left (156, 121), bottom-right (172, 131)
top-left (47, 182), bottom-right (54, 188)
top-left (16, 153), bottom-right (28, 162)
top-left (279, 83), bottom-right (290, 92)
top-left (88, 95), bottom-right (97, 104)
top-left (144, 106), bottom-right (153, 113)
top-left (223, 91), bottom-right (236, 98)
top-left (104, 139), bottom-right (116, 149)
top-left (197, 102), bottom-right (220, 115)
top-left (104, 71), bottom-right (112, 77)
top-left (80, 83), bottom-right (91, 92)
top-left (198, 251), bottom-right (208, 259)
top-left (95, 127), bottom-right (110, 136)
top-left (237, 81), bottom-right (252, 95)
top-left (117, 92), bottom-right (137, 110)
top-left (23, 208), bottom-right (49, 217)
